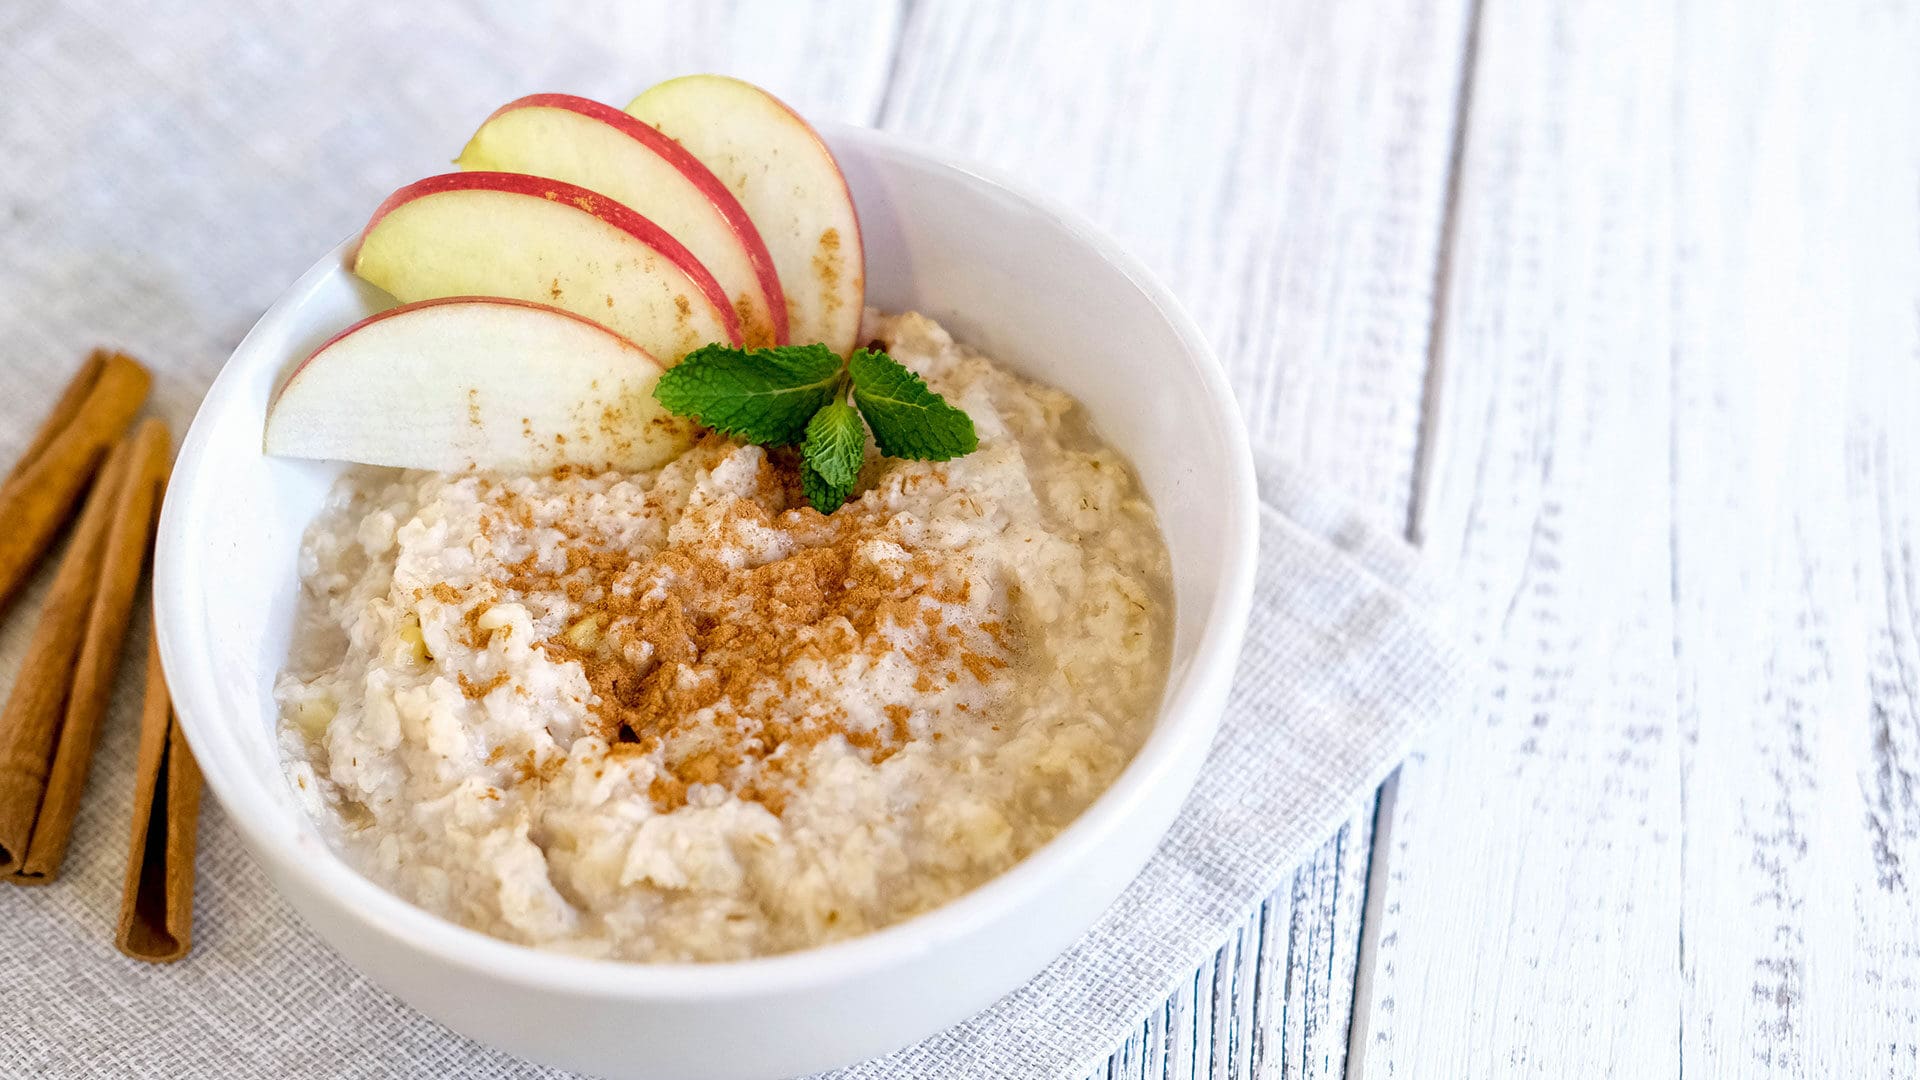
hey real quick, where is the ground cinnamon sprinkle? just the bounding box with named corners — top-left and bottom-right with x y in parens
top-left (508, 748), bottom-right (565, 787)
top-left (883, 704), bottom-right (912, 743)
top-left (446, 442), bottom-right (1010, 817)
top-left (458, 602), bottom-right (492, 651)
top-left (457, 671), bottom-right (508, 700)
top-left (647, 771), bottom-right (688, 812)
top-left (959, 651), bottom-right (1007, 682)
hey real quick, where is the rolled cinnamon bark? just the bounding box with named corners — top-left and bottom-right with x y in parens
top-left (0, 352), bottom-right (148, 621)
top-left (117, 624), bottom-right (202, 963)
top-left (0, 438), bottom-right (131, 874)
top-left (12, 419), bottom-right (172, 882)
top-left (5, 352), bottom-right (105, 488)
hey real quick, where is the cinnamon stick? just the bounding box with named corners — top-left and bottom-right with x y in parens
top-left (117, 624), bottom-right (202, 962)
top-left (0, 439), bottom-right (131, 873)
top-left (0, 352), bottom-right (149, 621)
top-left (11, 419), bottom-right (172, 883)
top-left (6, 352), bottom-right (105, 488)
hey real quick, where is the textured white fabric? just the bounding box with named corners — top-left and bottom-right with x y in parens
top-left (0, 6), bottom-right (1468, 1077)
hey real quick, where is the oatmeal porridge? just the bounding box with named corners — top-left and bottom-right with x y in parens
top-left (276, 311), bottom-right (1173, 961)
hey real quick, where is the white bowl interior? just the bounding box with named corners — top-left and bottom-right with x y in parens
top-left (156, 126), bottom-right (1256, 1058)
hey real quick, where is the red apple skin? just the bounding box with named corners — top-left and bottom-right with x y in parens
top-left (267, 295), bottom-right (694, 473)
top-left (734, 87), bottom-right (865, 328)
top-left (350, 171), bottom-right (745, 347)
top-left (627, 76), bottom-right (865, 356)
top-left (476, 93), bottom-right (788, 345)
top-left (271, 294), bottom-right (661, 406)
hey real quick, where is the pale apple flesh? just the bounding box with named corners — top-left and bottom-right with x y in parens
top-left (264, 296), bottom-right (696, 474)
top-left (350, 172), bottom-right (743, 364)
top-left (457, 94), bottom-right (787, 349)
top-left (627, 75), bottom-right (865, 357)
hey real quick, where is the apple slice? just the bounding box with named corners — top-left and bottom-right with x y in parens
top-left (626, 76), bottom-right (864, 356)
top-left (350, 172), bottom-right (742, 364)
top-left (264, 297), bottom-right (695, 473)
top-left (457, 93), bottom-right (787, 349)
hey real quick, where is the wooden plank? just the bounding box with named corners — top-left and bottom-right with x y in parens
top-left (1352, 0), bottom-right (1690, 1071)
top-left (878, 1), bottom-right (1474, 1076)
top-left (1665, 2), bottom-right (1920, 1073)
top-left (1352, 0), bottom-right (1920, 1075)
top-left (1279, 817), bottom-right (1375, 1078)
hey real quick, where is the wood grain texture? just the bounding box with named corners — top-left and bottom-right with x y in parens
top-left (1352, 0), bottom-right (1920, 1075)
top-left (1666, 2), bottom-right (1920, 1072)
top-left (1361, 0), bottom-right (1693, 1061)
top-left (871, 1), bottom-right (1474, 1075)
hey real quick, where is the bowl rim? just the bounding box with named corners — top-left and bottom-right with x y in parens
top-left (156, 121), bottom-right (1260, 1000)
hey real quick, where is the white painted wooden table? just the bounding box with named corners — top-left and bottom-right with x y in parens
top-left (8, 1), bottom-right (1918, 1075)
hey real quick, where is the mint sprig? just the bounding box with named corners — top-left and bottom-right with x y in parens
top-left (651, 343), bottom-right (844, 445)
top-left (848, 349), bottom-right (979, 461)
top-left (652, 342), bottom-right (978, 513)
top-left (800, 402), bottom-right (864, 513)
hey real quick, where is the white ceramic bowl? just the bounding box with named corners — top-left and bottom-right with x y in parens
top-left (155, 124), bottom-right (1258, 1080)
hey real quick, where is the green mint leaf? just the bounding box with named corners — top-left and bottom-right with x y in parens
top-left (653, 343), bottom-right (845, 445)
top-left (802, 402), bottom-right (865, 487)
top-left (799, 402), bottom-right (864, 512)
top-left (847, 349), bottom-right (978, 461)
top-left (653, 342), bottom-right (980, 514)
top-left (801, 461), bottom-right (853, 514)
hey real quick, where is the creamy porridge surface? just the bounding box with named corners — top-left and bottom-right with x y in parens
top-left (276, 311), bottom-right (1174, 961)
